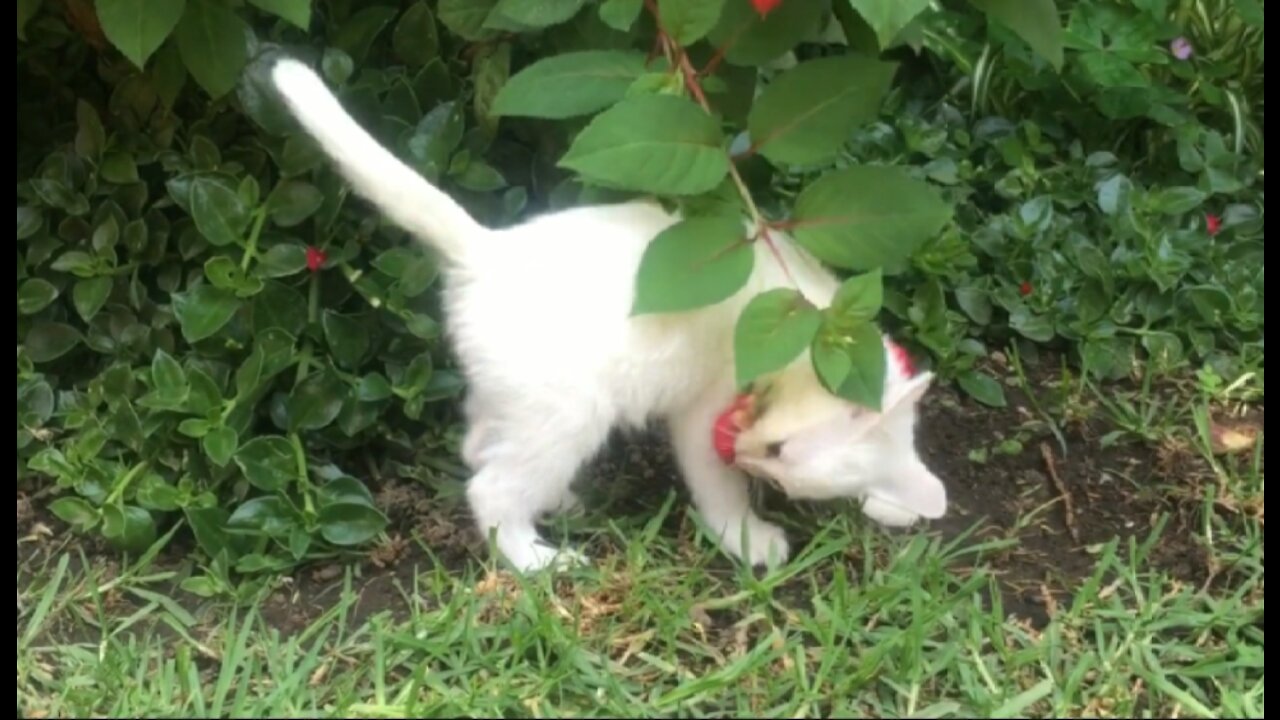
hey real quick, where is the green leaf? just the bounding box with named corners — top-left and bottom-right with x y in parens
top-left (102, 505), bottom-right (157, 553)
top-left (266, 181), bottom-right (324, 227)
top-left (228, 496), bottom-right (297, 538)
top-left (812, 322), bottom-right (885, 410)
top-left (633, 216), bottom-right (753, 314)
top-left (748, 56), bottom-right (897, 167)
top-left (1009, 308), bottom-right (1054, 342)
top-left (49, 497), bottom-right (99, 532)
top-left (256, 243), bottom-right (308, 278)
top-left (734, 289), bottom-right (822, 387)
top-left (848, 0), bottom-right (931, 50)
top-left (202, 426), bottom-right (238, 467)
top-left (1078, 52), bottom-right (1144, 88)
top-left (599, 0), bottom-right (641, 31)
top-left (288, 371), bottom-right (346, 431)
top-left (658, 0), bottom-right (725, 45)
top-left (356, 373), bottom-right (394, 402)
top-left (968, 0), bottom-right (1063, 70)
top-left (472, 43), bottom-right (511, 136)
top-left (487, 0), bottom-right (585, 30)
top-left (72, 277), bottom-right (113, 322)
top-left (1180, 286), bottom-right (1231, 324)
top-left (1150, 186), bottom-right (1207, 215)
top-left (25, 322), bottom-right (82, 363)
top-left (248, 0), bottom-right (310, 29)
top-left (179, 576), bottom-right (221, 598)
top-left (75, 100), bottom-right (106, 160)
top-left (18, 278), bottom-right (58, 315)
top-left (560, 95), bottom-right (729, 195)
top-left (707, 0), bottom-right (825, 66)
top-left (393, 1), bottom-right (440, 68)
top-left (178, 419), bottom-right (212, 438)
top-left (234, 436), bottom-right (296, 492)
top-left (1081, 337), bottom-right (1134, 381)
top-left (252, 281), bottom-right (307, 336)
top-left (829, 270), bottom-right (884, 327)
top-left (1142, 332), bottom-right (1184, 367)
top-left (279, 135), bottom-right (322, 177)
top-left (189, 178), bottom-right (251, 246)
top-left (186, 368), bottom-right (223, 416)
top-left (94, 0), bottom-right (186, 69)
top-left (205, 256), bottom-right (265, 297)
top-left (100, 152), bottom-right (141, 184)
top-left (172, 285), bottom-right (241, 342)
top-left (790, 166), bottom-right (952, 271)
top-left (135, 473), bottom-right (183, 512)
top-left (321, 48), bottom-right (354, 85)
top-left (322, 311), bottom-right (370, 369)
top-left (151, 348), bottom-right (189, 401)
top-left (407, 102), bottom-right (464, 176)
top-left (18, 0), bottom-right (44, 40)
top-left (318, 502), bottom-right (388, 546)
top-left (185, 507), bottom-right (232, 558)
top-left (176, 0), bottom-right (251, 98)
top-left (393, 354), bottom-right (433, 399)
top-left (152, 41), bottom-right (188, 109)
top-left (1095, 174), bottom-right (1131, 216)
top-left (954, 286), bottom-right (992, 325)
top-left (493, 50), bottom-right (649, 119)
top-left (957, 371), bottom-right (1007, 408)
top-left (18, 206), bottom-right (42, 239)
top-left (317, 475), bottom-right (377, 508)
top-left (455, 161), bottom-right (507, 192)
top-left (438, 0), bottom-right (499, 40)
top-left (333, 5), bottom-right (398, 65)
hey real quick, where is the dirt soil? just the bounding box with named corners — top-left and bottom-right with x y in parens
top-left (18, 369), bottom-right (1246, 636)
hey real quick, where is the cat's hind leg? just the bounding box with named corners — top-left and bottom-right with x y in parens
top-left (465, 411), bottom-right (606, 572)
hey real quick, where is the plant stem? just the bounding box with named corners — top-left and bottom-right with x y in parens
top-left (241, 208), bottom-right (268, 273)
top-left (289, 433), bottom-right (316, 516)
top-left (106, 461), bottom-right (149, 505)
top-left (294, 270), bottom-right (322, 385)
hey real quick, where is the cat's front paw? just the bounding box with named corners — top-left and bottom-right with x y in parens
top-left (718, 516), bottom-right (790, 569)
top-left (501, 539), bottom-right (589, 573)
top-left (861, 496), bottom-right (922, 528)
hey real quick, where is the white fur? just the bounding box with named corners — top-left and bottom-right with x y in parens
top-left (270, 59), bottom-right (947, 572)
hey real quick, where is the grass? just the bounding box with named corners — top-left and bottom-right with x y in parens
top-left (17, 390), bottom-right (1264, 718)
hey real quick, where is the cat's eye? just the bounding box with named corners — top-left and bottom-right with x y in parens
top-left (764, 441), bottom-right (783, 459)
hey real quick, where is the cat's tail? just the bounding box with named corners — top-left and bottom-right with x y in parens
top-left (270, 58), bottom-right (485, 263)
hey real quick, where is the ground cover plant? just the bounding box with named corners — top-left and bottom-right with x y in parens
top-left (18, 0), bottom-right (1263, 716)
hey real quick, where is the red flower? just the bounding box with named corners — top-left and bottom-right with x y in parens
top-left (306, 246), bottom-right (328, 272)
top-left (1019, 281), bottom-right (1033, 297)
top-left (712, 394), bottom-right (755, 464)
top-left (887, 340), bottom-right (916, 377)
top-left (751, 0), bottom-right (782, 17)
top-left (1205, 213), bottom-right (1222, 236)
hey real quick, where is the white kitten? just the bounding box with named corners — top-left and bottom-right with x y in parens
top-left (269, 59), bottom-right (947, 572)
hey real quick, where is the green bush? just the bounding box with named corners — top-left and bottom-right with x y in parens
top-left (16, 0), bottom-right (1263, 581)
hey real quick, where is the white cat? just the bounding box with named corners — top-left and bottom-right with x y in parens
top-left (270, 59), bottom-right (947, 572)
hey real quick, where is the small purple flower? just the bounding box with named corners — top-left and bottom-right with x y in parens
top-left (1170, 37), bottom-right (1193, 60)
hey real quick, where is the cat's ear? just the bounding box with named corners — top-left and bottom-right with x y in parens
top-left (882, 371), bottom-right (934, 415)
top-left (866, 456), bottom-right (947, 519)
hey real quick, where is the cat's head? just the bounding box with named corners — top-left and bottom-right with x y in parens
top-left (731, 365), bottom-right (946, 523)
